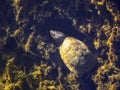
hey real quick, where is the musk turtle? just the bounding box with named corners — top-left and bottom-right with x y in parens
top-left (50, 30), bottom-right (97, 76)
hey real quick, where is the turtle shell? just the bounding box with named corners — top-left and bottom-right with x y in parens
top-left (59, 37), bottom-right (97, 76)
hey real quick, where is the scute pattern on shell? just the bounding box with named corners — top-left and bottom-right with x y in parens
top-left (59, 37), bottom-right (97, 75)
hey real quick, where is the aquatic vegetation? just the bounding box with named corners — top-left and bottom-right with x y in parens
top-left (0, 57), bottom-right (26, 90)
top-left (0, 0), bottom-right (120, 90)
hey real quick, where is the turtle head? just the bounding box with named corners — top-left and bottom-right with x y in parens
top-left (50, 30), bottom-right (66, 45)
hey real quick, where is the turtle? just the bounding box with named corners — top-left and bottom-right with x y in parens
top-left (50, 30), bottom-right (97, 76)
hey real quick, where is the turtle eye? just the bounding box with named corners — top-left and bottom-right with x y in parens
top-left (52, 32), bottom-right (59, 38)
top-left (50, 30), bottom-right (57, 38)
top-left (50, 30), bottom-right (64, 39)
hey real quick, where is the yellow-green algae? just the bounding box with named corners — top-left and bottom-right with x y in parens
top-left (0, 0), bottom-right (120, 90)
